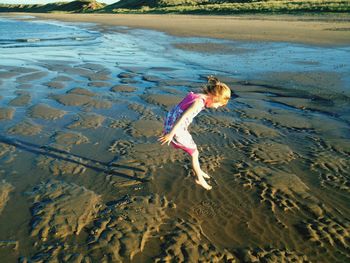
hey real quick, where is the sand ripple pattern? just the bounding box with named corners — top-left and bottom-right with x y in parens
top-left (128, 102), bottom-right (161, 120)
top-left (155, 218), bottom-right (236, 262)
top-left (250, 141), bottom-right (297, 164)
top-left (27, 104), bottom-right (66, 120)
top-left (87, 194), bottom-right (173, 261)
top-left (128, 119), bottom-right (163, 137)
top-left (37, 155), bottom-right (87, 176)
top-left (7, 119), bottom-right (42, 136)
top-left (28, 180), bottom-right (101, 241)
top-left (241, 247), bottom-right (310, 262)
top-left (53, 93), bottom-right (112, 109)
top-left (52, 131), bottom-right (89, 151)
top-left (9, 91), bottom-right (31, 106)
top-left (0, 107), bottom-right (15, 120)
top-left (311, 151), bottom-right (350, 192)
top-left (297, 216), bottom-right (350, 259)
top-left (108, 141), bottom-right (186, 186)
top-left (68, 113), bottom-right (105, 129)
top-left (233, 165), bottom-right (323, 226)
top-left (0, 142), bottom-right (16, 164)
top-left (0, 180), bottom-right (14, 215)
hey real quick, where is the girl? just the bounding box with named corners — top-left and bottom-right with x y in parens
top-left (158, 76), bottom-right (231, 190)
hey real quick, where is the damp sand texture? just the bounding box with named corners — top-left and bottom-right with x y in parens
top-left (0, 14), bottom-right (349, 262)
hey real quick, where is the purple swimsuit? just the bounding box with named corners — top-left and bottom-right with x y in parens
top-left (164, 92), bottom-right (206, 155)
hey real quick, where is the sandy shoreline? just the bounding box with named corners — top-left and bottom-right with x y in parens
top-left (4, 12), bottom-right (350, 46)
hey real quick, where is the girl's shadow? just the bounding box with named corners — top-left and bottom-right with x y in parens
top-left (0, 135), bottom-right (148, 183)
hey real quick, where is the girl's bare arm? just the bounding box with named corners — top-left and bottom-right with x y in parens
top-left (158, 99), bottom-right (203, 145)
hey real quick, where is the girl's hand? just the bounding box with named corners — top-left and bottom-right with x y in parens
top-left (158, 133), bottom-right (174, 145)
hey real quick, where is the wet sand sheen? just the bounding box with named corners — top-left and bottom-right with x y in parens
top-left (18, 13), bottom-right (350, 46)
top-left (0, 14), bottom-right (349, 263)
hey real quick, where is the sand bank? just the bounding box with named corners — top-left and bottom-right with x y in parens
top-left (3, 12), bottom-right (350, 46)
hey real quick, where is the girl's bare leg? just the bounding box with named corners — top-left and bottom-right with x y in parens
top-left (191, 150), bottom-right (210, 178)
top-left (191, 150), bottom-right (212, 190)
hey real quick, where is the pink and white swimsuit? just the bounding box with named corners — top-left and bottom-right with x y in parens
top-left (164, 92), bottom-right (207, 155)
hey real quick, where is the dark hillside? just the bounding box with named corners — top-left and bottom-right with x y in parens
top-left (0, 0), bottom-right (105, 13)
top-left (101, 0), bottom-right (350, 14)
top-left (1, 0), bottom-right (349, 14)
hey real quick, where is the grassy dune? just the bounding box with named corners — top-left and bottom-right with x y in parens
top-left (105, 0), bottom-right (350, 14)
top-left (0, 0), bottom-right (349, 14)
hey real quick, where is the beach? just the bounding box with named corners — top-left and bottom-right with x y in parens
top-left (25, 13), bottom-right (350, 46)
top-left (0, 13), bottom-right (349, 262)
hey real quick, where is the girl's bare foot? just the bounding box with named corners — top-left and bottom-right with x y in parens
top-left (195, 176), bottom-right (212, 190)
top-left (200, 171), bottom-right (210, 179)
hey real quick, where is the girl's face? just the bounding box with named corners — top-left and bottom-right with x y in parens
top-left (209, 101), bottom-right (225, 109)
top-left (206, 96), bottom-right (226, 109)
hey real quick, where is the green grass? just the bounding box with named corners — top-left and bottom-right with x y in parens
top-left (0, 0), bottom-right (349, 14)
top-left (109, 0), bottom-right (350, 14)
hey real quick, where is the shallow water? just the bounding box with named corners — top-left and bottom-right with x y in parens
top-left (0, 16), bottom-right (349, 262)
top-left (0, 16), bottom-right (101, 48)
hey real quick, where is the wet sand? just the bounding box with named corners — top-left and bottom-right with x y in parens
top-left (13, 12), bottom-right (350, 46)
top-left (0, 13), bottom-right (349, 262)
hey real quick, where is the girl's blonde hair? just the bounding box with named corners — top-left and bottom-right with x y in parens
top-left (203, 76), bottom-right (231, 105)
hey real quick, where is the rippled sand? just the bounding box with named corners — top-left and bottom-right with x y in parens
top-left (0, 14), bottom-right (349, 263)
